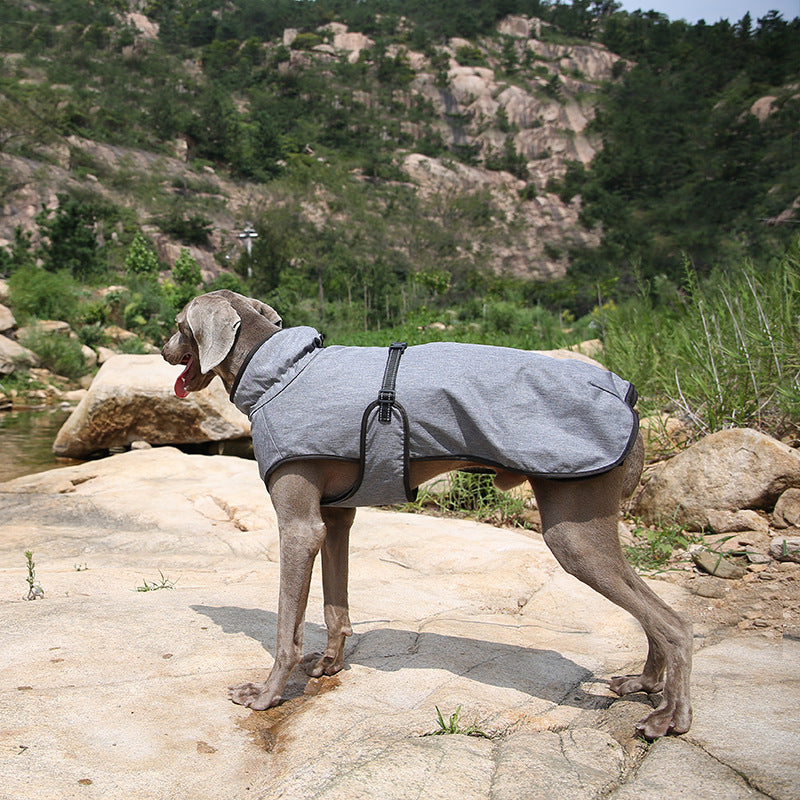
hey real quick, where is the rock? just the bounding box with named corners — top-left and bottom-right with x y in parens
top-left (638, 413), bottom-right (689, 456)
top-left (0, 278), bottom-right (8, 302)
top-left (568, 339), bottom-right (603, 358)
top-left (1, 449), bottom-right (798, 799)
top-left (691, 550), bottom-right (747, 580)
top-left (689, 576), bottom-right (727, 599)
top-left (635, 428), bottom-right (800, 530)
top-left (52, 354), bottom-right (250, 458)
top-left (61, 389), bottom-right (88, 405)
top-left (81, 344), bottom-right (98, 368)
top-left (17, 319), bottom-right (72, 339)
top-left (0, 303), bottom-right (15, 332)
top-left (705, 509), bottom-right (769, 536)
top-left (96, 345), bottom-right (117, 364)
top-left (0, 334), bottom-right (40, 374)
top-left (103, 324), bottom-right (137, 342)
top-left (769, 534), bottom-right (800, 563)
top-left (773, 487), bottom-right (800, 528)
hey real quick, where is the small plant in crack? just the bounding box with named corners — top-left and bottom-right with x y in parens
top-left (427, 705), bottom-right (492, 738)
top-left (24, 550), bottom-right (44, 600)
top-left (135, 570), bottom-right (178, 592)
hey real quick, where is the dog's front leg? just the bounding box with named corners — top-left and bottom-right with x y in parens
top-left (228, 469), bottom-right (327, 710)
top-left (302, 506), bottom-right (355, 678)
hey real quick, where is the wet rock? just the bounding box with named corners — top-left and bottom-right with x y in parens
top-left (52, 353), bottom-right (249, 458)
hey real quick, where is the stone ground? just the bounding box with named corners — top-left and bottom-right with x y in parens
top-left (0, 448), bottom-right (798, 800)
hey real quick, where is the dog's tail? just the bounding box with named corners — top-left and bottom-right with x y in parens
top-left (621, 432), bottom-right (644, 499)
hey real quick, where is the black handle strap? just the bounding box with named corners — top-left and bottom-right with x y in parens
top-left (378, 342), bottom-right (407, 424)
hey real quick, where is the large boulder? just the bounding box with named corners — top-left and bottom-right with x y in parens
top-left (52, 354), bottom-right (249, 458)
top-left (635, 428), bottom-right (800, 529)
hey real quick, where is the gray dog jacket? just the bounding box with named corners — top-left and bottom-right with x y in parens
top-left (231, 326), bottom-right (639, 508)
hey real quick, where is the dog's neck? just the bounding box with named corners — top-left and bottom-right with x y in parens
top-left (214, 321), bottom-right (280, 394)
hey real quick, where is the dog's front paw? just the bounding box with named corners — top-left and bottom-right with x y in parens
top-left (228, 681), bottom-right (282, 710)
top-left (300, 652), bottom-right (344, 678)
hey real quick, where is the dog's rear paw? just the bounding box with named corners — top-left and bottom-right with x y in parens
top-left (301, 652), bottom-right (344, 678)
top-left (609, 674), bottom-right (664, 696)
top-left (635, 703), bottom-right (692, 739)
top-left (228, 681), bottom-right (281, 710)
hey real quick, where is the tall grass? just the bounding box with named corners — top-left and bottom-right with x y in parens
top-left (600, 240), bottom-right (800, 437)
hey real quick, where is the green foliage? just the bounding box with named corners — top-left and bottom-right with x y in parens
top-left (579, 8), bottom-right (800, 283)
top-left (599, 240), bottom-right (800, 436)
top-left (163, 248), bottom-right (202, 311)
top-left (19, 327), bottom-right (87, 380)
top-left (8, 266), bottom-right (81, 322)
top-left (428, 705), bottom-right (492, 738)
top-left (405, 471), bottom-right (535, 530)
top-left (24, 550), bottom-right (44, 601)
top-left (154, 208), bottom-right (212, 246)
top-left (36, 194), bottom-right (103, 279)
top-left (623, 518), bottom-right (701, 573)
top-left (125, 233), bottom-right (161, 277)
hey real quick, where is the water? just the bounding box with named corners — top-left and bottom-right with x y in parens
top-left (0, 409), bottom-right (77, 482)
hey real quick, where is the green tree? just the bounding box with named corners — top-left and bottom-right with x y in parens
top-left (36, 194), bottom-right (103, 280)
top-left (125, 232), bottom-right (161, 277)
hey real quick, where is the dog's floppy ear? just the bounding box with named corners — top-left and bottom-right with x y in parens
top-left (247, 297), bottom-right (282, 328)
top-left (185, 295), bottom-right (242, 374)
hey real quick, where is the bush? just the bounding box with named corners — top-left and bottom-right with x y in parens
top-left (19, 328), bottom-right (87, 380)
top-left (8, 266), bottom-right (81, 322)
top-left (125, 232), bottom-right (162, 277)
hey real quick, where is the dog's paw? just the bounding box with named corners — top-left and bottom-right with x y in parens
top-left (636, 703), bottom-right (692, 739)
top-left (228, 681), bottom-right (281, 710)
top-left (300, 652), bottom-right (344, 678)
top-left (609, 673), bottom-right (664, 696)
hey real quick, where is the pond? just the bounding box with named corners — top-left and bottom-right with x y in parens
top-left (0, 408), bottom-right (78, 483)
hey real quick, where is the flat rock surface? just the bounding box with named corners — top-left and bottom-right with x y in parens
top-left (0, 449), bottom-right (798, 800)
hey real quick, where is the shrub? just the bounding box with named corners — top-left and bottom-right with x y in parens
top-left (8, 266), bottom-right (81, 322)
top-left (19, 327), bottom-right (87, 379)
top-left (125, 232), bottom-right (162, 277)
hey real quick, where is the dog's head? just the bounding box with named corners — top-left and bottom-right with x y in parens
top-left (162, 290), bottom-right (282, 397)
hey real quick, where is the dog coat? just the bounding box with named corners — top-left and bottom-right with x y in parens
top-left (231, 326), bottom-right (639, 507)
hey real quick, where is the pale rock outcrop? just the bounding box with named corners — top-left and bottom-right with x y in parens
top-left (635, 428), bottom-right (800, 529)
top-left (0, 448), bottom-right (798, 800)
top-left (52, 354), bottom-right (250, 458)
top-left (0, 303), bottom-right (15, 332)
top-left (497, 15), bottom-right (542, 38)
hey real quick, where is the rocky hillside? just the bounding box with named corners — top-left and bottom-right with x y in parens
top-left (0, 8), bottom-right (625, 283)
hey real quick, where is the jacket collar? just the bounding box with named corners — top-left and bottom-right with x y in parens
top-left (231, 326), bottom-right (324, 416)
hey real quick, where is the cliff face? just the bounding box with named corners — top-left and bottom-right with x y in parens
top-left (0, 13), bottom-right (625, 281)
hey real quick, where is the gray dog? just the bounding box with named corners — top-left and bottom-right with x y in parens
top-left (162, 289), bottom-right (692, 738)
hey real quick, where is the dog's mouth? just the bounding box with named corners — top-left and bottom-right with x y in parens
top-left (174, 354), bottom-right (195, 398)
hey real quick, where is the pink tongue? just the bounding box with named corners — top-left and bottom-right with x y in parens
top-left (174, 357), bottom-right (193, 398)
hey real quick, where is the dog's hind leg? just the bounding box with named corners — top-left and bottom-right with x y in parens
top-left (229, 469), bottom-right (328, 710)
top-left (531, 468), bottom-right (692, 739)
top-left (302, 506), bottom-right (356, 678)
